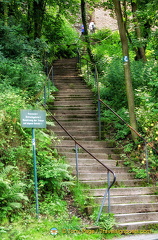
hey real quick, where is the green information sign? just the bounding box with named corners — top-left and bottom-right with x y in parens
top-left (20, 110), bottom-right (46, 128)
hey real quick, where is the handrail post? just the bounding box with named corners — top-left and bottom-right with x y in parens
top-left (98, 100), bottom-right (101, 140)
top-left (44, 85), bottom-right (46, 105)
top-left (107, 170), bottom-right (111, 213)
top-left (52, 66), bottom-right (54, 86)
top-left (145, 141), bottom-right (149, 183)
top-left (87, 60), bottom-right (89, 81)
top-left (95, 65), bottom-right (101, 140)
top-left (75, 143), bottom-right (79, 182)
top-left (96, 170), bottom-right (110, 224)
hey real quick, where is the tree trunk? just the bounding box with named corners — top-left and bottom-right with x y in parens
top-left (33, 0), bottom-right (46, 39)
top-left (80, 0), bottom-right (94, 63)
top-left (131, 0), bottom-right (146, 61)
top-left (4, 3), bottom-right (8, 26)
top-left (27, 0), bottom-right (33, 39)
top-left (113, 0), bottom-right (138, 142)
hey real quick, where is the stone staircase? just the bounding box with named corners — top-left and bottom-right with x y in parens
top-left (48, 57), bottom-right (158, 230)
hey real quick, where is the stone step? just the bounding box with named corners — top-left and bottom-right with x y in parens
top-left (95, 195), bottom-right (158, 204)
top-left (78, 172), bottom-right (134, 181)
top-left (55, 146), bottom-right (121, 154)
top-left (54, 83), bottom-right (90, 88)
top-left (115, 212), bottom-right (158, 224)
top-left (53, 140), bottom-right (116, 148)
top-left (49, 125), bottom-right (98, 131)
top-left (59, 152), bottom-right (120, 160)
top-left (70, 166), bottom-right (129, 173)
top-left (105, 203), bottom-right (158, 214)
top-left (59, 135), bottom-right (98, 141)
top-left (52, 112), bottom-right (97, 117)
top-left (67, 159), bottom-right (122, 167)
top-left (89, 187), bottom-right (157, 196)
top-left (54, 77), bottom-right (85, 82)
top-left (48, 103), bottom-right (96, 111)
top-left (54, 97), bottom-right (95, 102)
top-left (54, 93), bottom-right (94, 98)
top-left (58, 149), bottom-right (113, 157)
top-left (53, 131), bottom-right (99, 137)
top-left (81, 179), bottom-right (144, 187)
top-left (53, 101), bottom-right (95, 106)
top-left (54, 90), bottom-right (93, 95)
top-left (117, 220), bottom-right (158, 230)
top-left (54, 85), bottom-right (90, 90)
top-left (50, 120), bottom-right (98, 127)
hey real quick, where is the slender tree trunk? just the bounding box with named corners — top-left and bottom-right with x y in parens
top-left (131, 0), bottom-right (146, 61)
top-left (27, 0), bottom-right (33, 39)
top-left (80, 0), bottom-right (94, 63)
top-left (4, 3), bottom-right (8, 26)
top-left (113, 0), bottom-right (138, 142)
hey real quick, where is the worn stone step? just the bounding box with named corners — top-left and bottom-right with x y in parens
top-left (95, 195), bottom-right (158, 204)
top-left (58, 151), bottom-right (120, 160)
top-left (48, 106), bottom-right (96, 111)
top-left (70, 166), bottom-right (128, 173)
top-left (59, 149), bottom-right (114, 158)
top-left (53, 100), bottom-right (95, 106)
top-left (54, 131), bottom-right (99, 138)
top-left (66, 159), bottom-right (122, 167)
top-left (115, 212), bottom-right (158, 224)
top-left (54, 90), bottom-right (93, 95)
top-left (78, 172), bottom-right (134, 181)
top-left (117, 220), bottom-right (158, 230)
top-left (106, 203), bottom-right (158, 214)
top-left (49, 126), bottom-right (98, 134)
top-left (59, 135), bottom-right (98, 141)
top-left (49, 106), bottom-right (96, 111)
top-left (54, 146), bottom-right (121, 154)
top-left (54, 83), bottom-right (89, 88)
top-left (49, 124), bottom-right (97, 130)
top-left (53, 95), bottom-right (95, 100)
top-left (89, 187), bottom-right (157, 197)
top-left (52, 112), bottom-right (97, 117)
top-left (81, 179), bottom-right (144, 187)
top-left (53, 139), bottom-right (117, 148)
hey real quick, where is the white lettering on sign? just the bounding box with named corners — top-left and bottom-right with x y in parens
top-left (20, 110), bottom-right (46, 128)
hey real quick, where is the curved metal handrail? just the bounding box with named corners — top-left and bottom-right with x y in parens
top-left (43, 103), bottom-right (116, 223)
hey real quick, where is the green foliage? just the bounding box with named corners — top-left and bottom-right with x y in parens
top-left (131, 167), bottom-right (147, 179)
top-left (123, 143), bottom-right (134, 153)
top-left (91, 211), bottom-right (115, 230)
top-left (0, 56), bottom-right (46, 97)
top-left (0, 166), bottom-right (28, 222)
top-left (40, 194), bottom-right (68, 217)
top-left (102, 108), bottom-right (130, 140)
top-left (43, 14), bottom-right (79, 60)
top-left (0, 24), bottom-right (43, 59)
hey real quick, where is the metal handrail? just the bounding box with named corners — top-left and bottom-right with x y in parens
top-left (79, 53), bottom-right (158, 184)
top-left (44, 107), bottom-right (116, 223)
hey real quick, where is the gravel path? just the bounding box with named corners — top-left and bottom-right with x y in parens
top-left (113, 233), bottom-right (158, 240)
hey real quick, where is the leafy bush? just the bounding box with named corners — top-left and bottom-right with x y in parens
top-left (0, 166), bottom-right (28, 222)
top-left (0, 56), bottom-right (46, 97)
top-left (91, 211), bottom-right (115, 230)
top-left (43, 14), bottom-right (78, 59)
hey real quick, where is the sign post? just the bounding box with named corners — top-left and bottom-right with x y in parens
top-left (32, 128), bottom-right (39, 218)
top-left (20, 110), bottom-right (46, 218)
